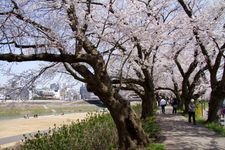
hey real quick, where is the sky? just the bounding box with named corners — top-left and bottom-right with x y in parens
top-left (0, 61), bottom-right (53, 85)
top-left (0, 60), bottom-right (83, 91)
top-left (0, 61), bottom-right (41, 85)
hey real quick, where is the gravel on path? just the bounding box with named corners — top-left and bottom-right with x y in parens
top-left (157, 106), bottom-right (225, 150)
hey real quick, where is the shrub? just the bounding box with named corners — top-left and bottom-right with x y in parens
top-left (20, 112), bottom-right (117, 150)
top-left (142, 116), bottom-right (161, 140)
top-left (132, 104), bottom-right (160, 140)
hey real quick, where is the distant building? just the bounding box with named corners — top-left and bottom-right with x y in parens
top-left (33, 89), bottom-right (60, 100)
top-left (61, 88), bottom-right (80, 101)
top-left (0, 94), bottom-right (5, 100)
top-left (80, 85), bottom-right (98, 100)
top-left (0, 87), bottom-right (6, 100)
top-left (5, 87), bottom-right (30, 100)
top-left (80, 85), bottom-right (90, 99)
top-left (50, 83), bottom-right (60, 92)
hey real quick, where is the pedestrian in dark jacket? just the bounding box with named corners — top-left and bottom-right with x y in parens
top-left (172, 98), bottom-right (178, 114)
top-left (188, 99), bottom-right (196, 125)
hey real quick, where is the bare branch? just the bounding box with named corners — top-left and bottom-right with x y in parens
top-left (120, 84), bottom-right (144, 98)
top-left (177, 0), bottom-right (193, 18)
top-left (174, 49), bottom-right (185, 77)
top-left (25, 63), bottom-right (58, 88)
top-left (118, 50), bottom-right (133, 90)
top-left (111, 78), bottom-right (144, 86)
top-left (0, 40), bottom-right (47, 49)
top-left (63, 63), bottom-right (86, 82)
top-left (9, 0), bottom-right (51, 33)
top-left (189, 65), bottom-right (207, 92)
top-left (193, 27), bottom-right (212, 70)
top-left (70, 64), bottom-right (95, 83)
top-left (0, 53), bottom-right (90, 63)
top-left (133, 36), bottom-right (143, 59)
top-left (155, 87), bottom-right (175, 93)
top-left (185, 49), bottom-right (198, 78)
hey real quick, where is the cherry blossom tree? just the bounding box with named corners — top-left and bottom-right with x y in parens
top-left (109, 0), bottom-right (180, 119)
top-left (173, 40), bottom-right (207, 112)
top-left (0, 0), bottom-right (149, 148)
top-left (177, 0), bottom-right (225, 122)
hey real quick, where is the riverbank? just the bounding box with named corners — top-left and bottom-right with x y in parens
top-left (0, 112), bottom-right (88, 149)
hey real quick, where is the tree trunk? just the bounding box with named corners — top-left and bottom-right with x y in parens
top-left (141, 90), bottom-right (154, 119)
top-left (177, 96), bottom-right (182, 110)
top-left (181, 90), bottom-right (190, 113)
top-left (72, 50), bottom-right (149, 148)
top-left (181, 80), bottom-right (191, 113)
top-left (141, 69), bottom-right (155, 119)
top-left (113, 96), bottom-right (149, 149)
top-left (87, 81), bottom-right (149, 149)
top-left (207, 89), bottom-right (224, 122)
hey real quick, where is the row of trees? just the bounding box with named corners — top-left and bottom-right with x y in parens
top-left (0, 0), bottom-right (224, 149)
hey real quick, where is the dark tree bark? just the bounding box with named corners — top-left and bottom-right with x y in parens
top-left (172, 76), bottom-right (183, 109)
top-left (134, 37), bottom-right (157, 119)
top-left (112, 74), bottom-right (155, 120)
top-left (141, 69), bottom-right (155, 119)
top-left (207, 86), bottom-right (224, 122)
top-left (84, 70), bottom-right (149, 149)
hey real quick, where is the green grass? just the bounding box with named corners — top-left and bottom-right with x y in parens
top-left (147, 143), bottom-right (165, 150)
top-left (205, 122), bottom-right (225, 136)
top-left (0, 102), bottom-right (99, 120)
top-left (51, 105), bottom-right (99, 113)
top-left (129, 104), bottom-right (163, 149)
top-left (196, 118), bottom-right (225, 136)
top-left (0, 106), bottom-right (51, 119)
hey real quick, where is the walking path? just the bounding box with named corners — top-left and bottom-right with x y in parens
top-left (157, 106), bottom-right (225, 150)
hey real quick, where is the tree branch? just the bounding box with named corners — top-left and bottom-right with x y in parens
top-left (174, 49), bottom-right (185, 77)
top-left (189, 65), bottom-right (207, 93)
top-left (0, 53), bottom-right (90, 63)
top-left (177, 0), bottom-right (193, 18)
top-left (0, 40), bottom-right (47, 49)
top-left (185, 49), bottom-right (198, 78)
top-left (120, 84), bottom-right (144, 98)
top-left (111, 78), bottom-right (144, 86)
top-left (63, 63), bottom-right (86, 82)
top-left (193, 27), bottom-right (212, 70)
top-left (155, 87), bottom-right (175, 93)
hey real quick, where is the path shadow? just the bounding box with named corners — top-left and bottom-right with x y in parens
top-left (157, 112), bottom-right (225, 150)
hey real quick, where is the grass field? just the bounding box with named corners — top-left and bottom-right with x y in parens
top-left (0, 100), bottom-right (101, 120)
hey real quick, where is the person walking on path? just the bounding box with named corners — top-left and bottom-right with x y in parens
top-left (188, 99), bottom-right (196, 125)
top-left (171, 98), bottom-right (178, 114)
top-left (160, 98), bottom-right (167, 114)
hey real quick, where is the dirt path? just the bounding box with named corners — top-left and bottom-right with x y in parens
top-left (0, 112), bottom-right (88, 138)
top-left (0, 112), bottom-right (89, 149)
top-left (157, 106), bottom-right (225, 150)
